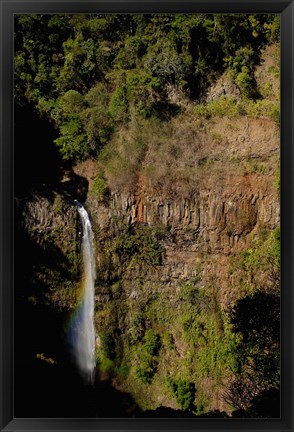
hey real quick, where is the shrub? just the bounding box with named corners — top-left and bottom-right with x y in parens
top-left (114, 35), bottom-right (144, 70)
top-left (113, 224), bottom-right (164, 268)
top-left (166, 377), bottom-right (196, 411)
top-left (109, 85), bottom-right (129, 122)
top-left (89, 173), bottom-right (108, 201)
top-left (116, 363), bottom-right (130, 378)
top-left (99, 332), bottom-right (116, 360)
top-left (129, 313), bottom-right (145, 344)
top-left (135, 362), bottom-right (154, 384)
top-left (126, 70), bottom-right (162, 118)
top-left (143, 329), bottom-right (161, 356)
top-left (194, 96), bottom-right (239, 119)
top-left (135, 328), bottom-right (161, 384)
top-left (235, 66), bottom-right (254, 98)
top-left (135, 351), bottom-right (157, 384)
top-left (176, 380), bottom-right (196, 410)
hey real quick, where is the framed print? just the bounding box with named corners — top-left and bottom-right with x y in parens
top-left (1, 0), bottom-right (293, 431)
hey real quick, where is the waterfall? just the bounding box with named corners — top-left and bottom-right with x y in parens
top-left (69, 200), bottom-right (96, 385)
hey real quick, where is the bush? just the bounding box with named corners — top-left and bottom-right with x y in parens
top-left (99, 332), bottom-right (116, 360)
top-left (109, 85), bottom-right (129, 122)
top-left (166, 377), bottom-right (196, 411)
top-left (135, 362), bottom-right (154, 384)
top-left (135, 328), bottom-right (161, 384)
top-left (143, 329), bottom-right (161, 356)
top-left (129, 313), bottom-right (145, 344)
top-left (113, 224), bottom-right (164, 268)
top-left (194, 96), bottom-right (239, 119)
top-left (89, 173), bottom-right (108, 201)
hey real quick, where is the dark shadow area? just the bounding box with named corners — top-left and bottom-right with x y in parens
top-left (14, 225), bottom-right (75, 291)
top-left (231, 388), bottom-right (280, 418)
top-left (140, 407), bottom-right (195, 418)
top-left (225, 291), bottom-right (280, 417)
top-left (14, 103), bottom-right (88, 202)
top-left (14, 104), bottom-right (61, 197)
top-left (14, 193), bottom-right (142, 418)
top-left (15, 335), bottom-right (142, 418)
top-left (14, 223), bottom-right (141, 418)
top-left (150, 101), bottom-right (181, 121)
top-left (230, 291), bottom-right (280, 387)
top-left (55, 169), bottom-right (88, 203)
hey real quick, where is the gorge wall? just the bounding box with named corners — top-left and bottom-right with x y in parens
top-left (13, 13), bottom-right (281, 417)
top-left (15, 107), bottom-right (280, 415)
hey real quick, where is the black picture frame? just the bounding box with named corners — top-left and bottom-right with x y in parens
top-left (1, 0), bottom-right (293, 431)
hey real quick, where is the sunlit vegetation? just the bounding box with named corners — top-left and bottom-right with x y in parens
top-left (15, 13), bottom-right (279, 163)
top-left (14, 13), bottom-right (280, 418)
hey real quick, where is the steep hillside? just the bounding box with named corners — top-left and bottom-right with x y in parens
top-left (14, 14), bottom-right (280, 418)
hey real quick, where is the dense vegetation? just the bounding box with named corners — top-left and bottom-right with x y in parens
top-left (14, 13), bottom-right (280, 418)
top-left (15, 13), bottom-right (279, 163)
top-left (91, 225), bottom-right (280, 417)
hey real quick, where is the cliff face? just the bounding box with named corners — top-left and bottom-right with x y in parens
top-left (84, 174), bottom-right (278, 316)
top-left (79, 112), bottom-right (279, 308)
top-left (16, 109), bottom-right (279, 415)
top-left (81, 114), bottom-right (279, 413)
top-left (15, 41), bottom-right (280, 414)
top-left (88, 173), bottom-right (278, 250)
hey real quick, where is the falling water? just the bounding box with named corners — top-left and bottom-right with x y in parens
top-left (69, 200), bottom-right (96, 385)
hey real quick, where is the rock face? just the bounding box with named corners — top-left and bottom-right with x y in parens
top-left (206, 73), bottom-right (241, 102)
top-left (18, 192), bottom-right (78, 252)
top-left (86, 172), bottom-right (279, 289)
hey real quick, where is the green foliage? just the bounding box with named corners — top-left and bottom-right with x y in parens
top-left (194, 96), bottom-right (240, 119)
top-left (270, 104), bottom-right (280, 127)
top-left (228, 289), bottom-right (280, 406)
top-left (36, 353), bottom-right (56, 365)
top-left (116, 363), bottom-right (130, 378)
top-left (58, 90), bottom-right (85, 115)
top-left (274, 163), bottom-right (280, 194)
top-left (54, 115), bottom-right (90, 161)
top-left (179, 282), bottom-right (241, 381)
top-left (96, 331), bottom-right (116, 372)
top-left (234, 227), bottom-right (280, 295)
top-left (109, 85), bottom-right (129, 122)
top-left (99, 332), bottom-right (116, 360)
top-left (135, 328), bottom-right (161, 384)
top-left (113, 224), bottom-right (164, 268)
top-left (235, 66), bottom-right (254, 98)
top-left (244, 99), bottom-right (280, 122)
top-left (83, 83), bottom-right (114, 149)
top-left (208, 95), bottom-right (240, 117)
top-left (15, 13), bottom-right (279, 163)
top-left (226, 225), bottom-right (280, 412)
top-left (89, 173), bottom-right (108, 201)
top-left (143, 329), bottom-right (161, 356)
top-left (166, 377), bottom-right (196, 410)
top-left (126, 70), bottom-right (162, 118)
top-left (135, 361), bottom-right (155, 385)
top-left (194, 95), bottom-right (279, 123)
top-left (129, 313), bottom-right (145, 344)
top-left (114, 35), bottom-right (144, 70)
